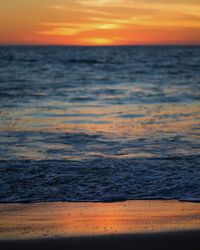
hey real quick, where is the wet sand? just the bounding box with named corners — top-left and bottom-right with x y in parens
top-left (0, 200), bottom-right (200, 249)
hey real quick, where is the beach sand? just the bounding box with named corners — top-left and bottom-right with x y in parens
top-left (0, 200), bottom-right (200, 249)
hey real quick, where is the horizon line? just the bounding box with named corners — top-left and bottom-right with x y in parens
top-left (0, 43), bottom-right (200, 47)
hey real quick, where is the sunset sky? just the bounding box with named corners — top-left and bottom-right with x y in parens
top-left (0, 0), bottom-right (200, 45)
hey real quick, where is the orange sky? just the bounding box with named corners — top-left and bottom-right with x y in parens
top-left (0, 0), bottom-right (200, 45)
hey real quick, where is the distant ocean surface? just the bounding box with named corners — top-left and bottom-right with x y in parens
top-left (0, 46), bottom-right (200, 203)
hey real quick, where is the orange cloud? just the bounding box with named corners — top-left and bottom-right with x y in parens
top-left (0, 0), bottom-right (200, 45)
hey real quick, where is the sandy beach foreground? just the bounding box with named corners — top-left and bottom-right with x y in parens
top-left (0, 200), bottom-right (200, 249)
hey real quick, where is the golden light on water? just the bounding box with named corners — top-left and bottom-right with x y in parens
top-left (1, 201), bottom-right (200, 239)
top-left (0, 100), bottom-right (199, 161)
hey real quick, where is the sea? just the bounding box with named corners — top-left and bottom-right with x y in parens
top-left (0, 45), bottom-right (200, 203)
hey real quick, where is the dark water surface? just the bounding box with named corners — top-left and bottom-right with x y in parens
top-left (0, 46), bottom-right (200, 202)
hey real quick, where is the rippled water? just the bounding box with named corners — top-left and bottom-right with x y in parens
top-left (0, 46), bottom-right (200, 202)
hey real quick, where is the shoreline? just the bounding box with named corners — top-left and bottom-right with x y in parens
top-left (0, 200), bottom-right (200, 240)
top-left (0, 200), bottom-right (200, 249)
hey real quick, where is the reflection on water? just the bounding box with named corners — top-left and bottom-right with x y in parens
top-left (0, 103), bottom-right (199, 160)
top-left (0, 46), bottom-right (200, 202)
top-left (1, 201), bottom-right (200, 239)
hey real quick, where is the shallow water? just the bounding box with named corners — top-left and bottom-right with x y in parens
top-left (0, 46), bottom-right (200, 202)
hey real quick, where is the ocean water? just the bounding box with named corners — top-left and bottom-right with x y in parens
top-left (0, 45), bottom-right (200, 203)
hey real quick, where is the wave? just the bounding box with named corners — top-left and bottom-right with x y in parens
top-left (0, 155), bottom-right (200, 203)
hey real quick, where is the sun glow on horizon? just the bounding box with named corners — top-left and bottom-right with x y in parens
top-left (0, 0), bottom-right (200, 45)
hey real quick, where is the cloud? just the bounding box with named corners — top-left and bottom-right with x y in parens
top-left (46, 5), bottom-right (65, 11)
top-left (38, 27), bottom-right (80, 36)
top-left (38, 0), bottom-right (200, 39)
top-left (81, 37), bottom-right (114, 45)
top-left (37, 20), bottom-right (124, 37)
top-left (77, 0), bottom-right (125, 6)
top-left (37, 0), bottom-right (200, 46)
